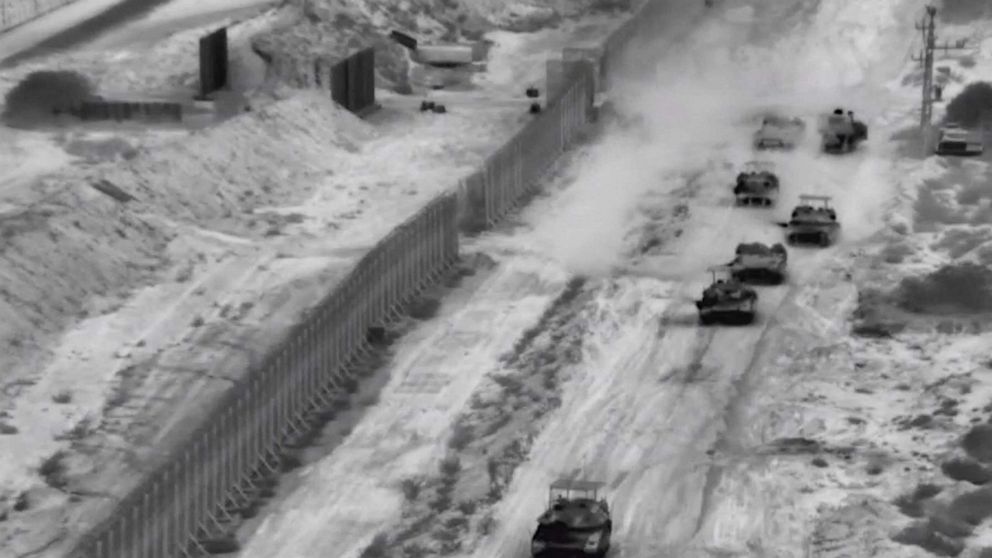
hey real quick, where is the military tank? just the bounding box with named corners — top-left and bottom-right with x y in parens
top-left (786, 195), bottom-right (840, 247)
top-left (819, 108), bottom-right (868, 153)
top-left (733, 161), bottom-right (780, 207)
top-left (531, 479), bottom-right (612, 558)
top-left (727, 242), bottom-right (788, 285)
top-left (753, 114), bottom-right (805, 150)
top-left (694, 265), bottom-right (758, 325)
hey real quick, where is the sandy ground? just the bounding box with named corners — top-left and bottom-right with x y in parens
top-left (0, 1), bottom-right (635, 556)
top-left (230, 1), bottom-right (992, 558)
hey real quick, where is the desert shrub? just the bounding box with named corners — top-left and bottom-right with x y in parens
top-left (945, 81), bottom-right (992, 128)
top-left (939, 0), bottom-right (992, 24)
top-left (400, 478), bottom-right (422, 501)
top-left (439, 455), bottom-right (461, 478)
top-left (892, 521), bottom-right (965, 556)
top-left (963, 424), bottom-right (992, 462)
top-left (38, 451), bottom-right (68, 489)
top-left (949, 487), bottom-right (992, 525)
top-left (929, 511), bottom-right (974, 538)
top-left (916, 483), bottom-right (944, 499)
top-left (895, 263), bottom-right (992, 313)
top-left (896, 484), bottom-right (945, 517)
top-left (448, 421), bottom-right (473, 451)
top-left (942, 457), bottom-right (992, 484)
top-left (2, 70), bottom-right (97, 126)
top-left (360, 533), bottom-right (390, 558)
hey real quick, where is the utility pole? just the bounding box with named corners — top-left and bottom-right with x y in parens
top-left (912, 6), bottom-right (937, 135)
top-left (911, 5), bottom-right (970, 154)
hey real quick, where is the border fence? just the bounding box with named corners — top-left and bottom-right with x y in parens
top-left (0, 0), bottom-right (79, 34)
top-left (271, 47), bottom-right (377, 116)
top-left (65, 1), bottom-right (675, 556)
top-left (198, 27), bottom-right (229, 99)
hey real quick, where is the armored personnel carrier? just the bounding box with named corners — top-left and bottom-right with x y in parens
top-left (733, 161), bottom-right (780, 207)
top-left (935, 123), bottom-right (984, 156)
top-left (531, 479), bottom-right (612, 558)
top-left (728, 242), bottom-right (788, 285)
top-left (694, 265), bottom-right (758, 325)
top-left (753, 114), bottom-right (805, 150)
top-left (819, 108), bottom-right (867, 153)
top-left (786, 195), bottom-right (840, 247)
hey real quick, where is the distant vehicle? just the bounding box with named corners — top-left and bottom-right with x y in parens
top-left (727, 242), bottom-right (788, 285)
top-left (935, 124), bottom-right (983, 156)
top-left (786, 195), bottom-right (840, 247)
top-left (733, 161), bottom-right (780, 207)
top-left (753, 114), bottom-right (805, 150)
top-left (818, 108), bottom-right (867, 153)
top-left (531, 479), bottom-right (612, 558)
top-left (694, 265), bottom-right (758, 325)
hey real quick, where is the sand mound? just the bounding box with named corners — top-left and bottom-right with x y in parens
top-left (0, 91), bottom-right (375, 401)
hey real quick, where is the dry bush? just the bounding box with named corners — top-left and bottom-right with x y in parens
top-left (359, 533), bottom-right (390, 558)
top-left (929, 511), bottom-right (974, 538)
top-left (2, 70), bottom-right (97, 126)
top-left (895, 263), bottom-right (992, 314)
top-left (944, 81), bottom-right (992, 128)
top-left (963, 424), bottom-right (992, 462)
top-left (895, 483), bottom-right (944, 517)
top-left (400, 478), bottom-right (422, 501)
top-left (942, 457), bottom-right (992, 484)
top-left (947, 487), bottom-right (992, 529)
top-left (447, 421), bottom-right (473, 451)
top-left (892, 521), bottom-right (965, 556)
top-left (850, 288), bottom-right (906, 337)
top-left (38, 451), bottom-right (68, 489)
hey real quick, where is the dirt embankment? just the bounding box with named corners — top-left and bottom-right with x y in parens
top-left (249, 0), bottom-right (630, 91)
top-left (0, 91), bottom-right (375, 410)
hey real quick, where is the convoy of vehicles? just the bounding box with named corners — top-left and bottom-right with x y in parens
top-left (690, 109), bottom-right (854, 325)
top-left (525, 100), bottom-right (985, 549)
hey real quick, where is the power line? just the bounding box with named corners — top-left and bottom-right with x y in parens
top-left (910, 5), bottom-right (970, 154)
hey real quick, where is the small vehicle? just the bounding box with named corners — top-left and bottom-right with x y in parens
top-left (733, 161), bottom-right (779, 206)
top-left (532, 479), bottom-right (612, 558)
top-left (818, 108), bottom-right (868, 153)
top-left (727, 242), bottom-right (788, 285)
top-left (786, 195), bottom-right (840, 247)
top-left (935, 124), bottom-right (983, 156)
top-left (753, 114), bottom-right (805, 149)
top-left (694, 265), bottom-right (758, 325)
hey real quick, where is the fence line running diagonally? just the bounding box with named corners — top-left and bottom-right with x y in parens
top-left (65, 1), bottom-right (661, 554)
top-left (457, 61), bottom-right (595, 231)
top-left (68, 195), bottom-right (459, 558)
